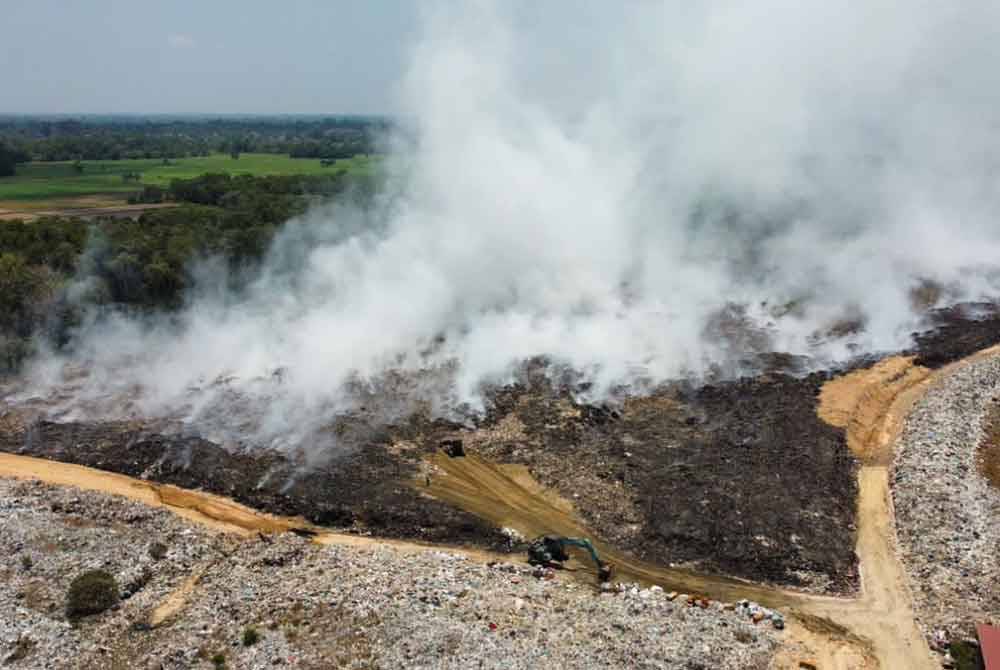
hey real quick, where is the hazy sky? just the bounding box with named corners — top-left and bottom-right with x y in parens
top-left (1, 1), bottom-right (420, 114)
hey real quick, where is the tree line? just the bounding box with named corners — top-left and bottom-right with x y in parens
top-left (0, 142), bottom-right (31, 177)
top-left (0, 172), bottom-right (375, 371)
top-left (0, 116), bottom-right (386, 163)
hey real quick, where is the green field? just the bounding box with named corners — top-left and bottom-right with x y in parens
top-left (0, 153), bottom-right (376, 202)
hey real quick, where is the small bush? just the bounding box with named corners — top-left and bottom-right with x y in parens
top-left (148, 541), bottom-right (168, 560)
top-left (242, 625), bottom-right (260, 646)
top-left (19, 555), bottom-right (32, 571)
top-left (66, 570), bottom-right (119, 619)
top-left (211, 652), bottom-right (226, 669)
top-left (949, 640), bottom-right (983, 670)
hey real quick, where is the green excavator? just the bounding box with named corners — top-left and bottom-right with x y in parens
top-left (527, 535), bottom-right (615, 582)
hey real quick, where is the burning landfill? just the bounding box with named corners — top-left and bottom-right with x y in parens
top-left (2, 2), bottom-right (1000, 669)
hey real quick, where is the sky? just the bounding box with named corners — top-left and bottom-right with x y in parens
top-left (0, 1), bottom-right (421, 114)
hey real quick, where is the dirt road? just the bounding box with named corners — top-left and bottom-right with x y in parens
top-left (424, 452), bottom-right (803, 606)
top-left (421, 453), bottom-right (931, 668)
top-left (0, 451), bottom-right (509, 561)
top-left (424, 351), bottom-right (1000, 670)
top-left (0, 200), bottom-right (176, 221)
top-left (3, 348), bottom-right (995, 668)
top-left (0, 452), bottom-right (300, 536)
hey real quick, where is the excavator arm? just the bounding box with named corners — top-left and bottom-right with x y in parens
top-left (559, 538), bottom-right (604, 570)
top-left (527, 535), bottom-right (615, 582)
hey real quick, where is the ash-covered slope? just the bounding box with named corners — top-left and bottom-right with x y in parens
top-left (3, 306), bottom-right (1000, 596)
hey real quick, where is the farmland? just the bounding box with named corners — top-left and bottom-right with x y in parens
top-left (0, 153), bottom-right (376, 204)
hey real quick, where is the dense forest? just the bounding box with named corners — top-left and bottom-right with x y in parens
top-left (0, 116), bottom-right (387, 162)
top-left (0, 142), bottom-right (30, 177)
top-left (0, 172), bottom-right (375, 371)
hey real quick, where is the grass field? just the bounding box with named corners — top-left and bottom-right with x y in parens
top-left (0, 153), bottom-right (376, 202)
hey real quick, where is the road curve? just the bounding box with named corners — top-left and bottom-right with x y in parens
top-left (4, 347), bottom-right (997, 668)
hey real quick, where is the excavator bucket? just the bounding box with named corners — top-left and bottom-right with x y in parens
top-left (598, 562), bottom-right (615, 582)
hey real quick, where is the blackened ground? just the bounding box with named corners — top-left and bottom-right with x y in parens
top-left (638, 375), bottom-right (856, 590)
top-left (1, 304), bottom-right (1000, 595)
top-left (399, 368), bottom-right (860, 593)
top-left (912, 302), bottom-right (1000, 367)
top-left (0, 419), bottom-right (503, 550)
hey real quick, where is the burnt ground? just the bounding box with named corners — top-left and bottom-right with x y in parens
top-left (0, 377), bottom-right (856, 592)
top-left (0, 418), bottom-right (504, 551)
top-left (2, 304), bottom-right (1000, 595)
top-left (401, 370), bottom-right (860, 593)
top-left (911, 302), bottom-right (1000, 367)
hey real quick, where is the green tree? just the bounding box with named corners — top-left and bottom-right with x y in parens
top-left (0, 253), bottom-right (33, 329)
top-left (0, 144), bottom-right (19, 177)
top-left (0, 252), bottom-right (40, 370)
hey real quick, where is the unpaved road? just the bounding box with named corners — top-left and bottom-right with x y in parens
top-left (422, 454), bottom-right (928, 668)
top-left (0, 452), bottom-right (298, 536)
top-left (4, 348), bottom-right (995, 668)
top-left (425, 452), bottom-right (802, 606)
top-left (425, 351), bottom-right (1000, 670)
top-left (0, 201), bottom-right (176, 221)
top-left (0, 451), bottom-right (507, 561)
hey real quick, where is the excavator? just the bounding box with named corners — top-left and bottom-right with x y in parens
top-left (527, 535), bottom-right (615, 583)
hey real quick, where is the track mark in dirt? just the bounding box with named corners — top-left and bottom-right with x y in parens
top-left (427, 349), bottom-right (1000, 670)
top-left (978, 398), bottom-right (1000, 490)
top-left (0, 452), bottom-right (510, 564)
top-left (5, 345), bottom-right (1000, 669)
top-left (149, 563), bottom-right (213, 628)
top-left (770, 616), bottom-right (875, 670)
top-left (150, 484), bottom-right (304, 536)
top-left (420, 445), bottom-right (923, 667)
top-left (423, 451), bottom-right (802, 608)
top-left (0, 452), bottom-right (304, 537)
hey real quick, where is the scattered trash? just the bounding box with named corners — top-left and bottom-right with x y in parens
top-left (532, 565), bottom-right (556, 580)
top-left (930, 629), bottom-right (950, 652)
top-left (735, 600), bottom-right (785, 629)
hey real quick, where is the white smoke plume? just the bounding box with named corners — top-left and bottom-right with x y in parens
top-left (17, 1), bottom-right (1000, 453)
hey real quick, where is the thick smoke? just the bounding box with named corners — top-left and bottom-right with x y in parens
top-left (17, 1), bottom-right (1000, 454)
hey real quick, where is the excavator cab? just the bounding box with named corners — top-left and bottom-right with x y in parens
top-left (527, 535), bottom-right (614, 583)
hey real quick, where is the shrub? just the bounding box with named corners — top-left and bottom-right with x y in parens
top-left (211, 652), bottom-right (226, 669)
top-left (242, 625), bottom-right (260, 646)
top-left (66, 570), bottom-right (119, 619)
top-left (19, 555), bottom-right (32, 571)
top-left (949, 640), bottom-right (983, 670)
